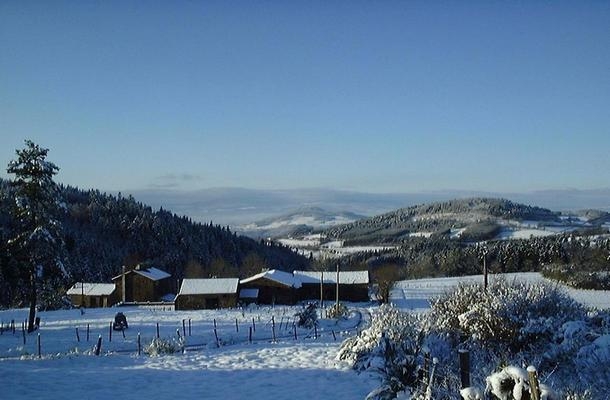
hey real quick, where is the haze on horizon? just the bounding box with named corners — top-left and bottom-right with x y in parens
top-left (1, 2), bottom-right (609, 197)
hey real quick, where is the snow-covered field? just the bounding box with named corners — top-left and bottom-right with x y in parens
top-left (0, 306), bottom-right (378, 399)
top-left (1, 273), bottom-right (608, 400)
top-left (390, 272), bottom-right (610, 311)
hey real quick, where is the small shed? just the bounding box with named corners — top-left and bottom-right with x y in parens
top-left (67, 282), bottom-right (118, 308)
top-left (240, 269), bottom-right (300, 305)
top-left (112, 265), bottom-right (173, 303)
top-left (175, 278), bottom-right (239, 310)
top-left (294, 270), bottom-right (370, 302)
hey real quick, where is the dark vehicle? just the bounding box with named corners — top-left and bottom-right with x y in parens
top-left (113, 312), bottom-right (128, 330)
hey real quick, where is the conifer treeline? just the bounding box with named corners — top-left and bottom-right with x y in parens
top-left (0, 179), bottom-right (308, 308)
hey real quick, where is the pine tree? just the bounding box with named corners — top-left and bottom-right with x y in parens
top-left (6, 140), bottom-right (66, 332)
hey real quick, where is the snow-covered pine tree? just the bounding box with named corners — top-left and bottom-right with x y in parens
top-left (6, 140), bottom-right (67, 332)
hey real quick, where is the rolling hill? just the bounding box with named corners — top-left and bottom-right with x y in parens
top-left (236, 206), bottom-right (366, 239)
top-left (325, 198), bottom-right (564, 244)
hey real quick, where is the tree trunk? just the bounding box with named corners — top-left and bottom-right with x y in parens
top-left (27, 273), bottom-right (37, 333)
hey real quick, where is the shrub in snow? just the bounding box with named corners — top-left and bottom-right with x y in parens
top-left (429, 279), bottom-right (585, 353)
top-left (337, 305), bottom-right (424, 398)
top-left (485, 366), bottom-right (558, 400)
top-left (144, 336), bottom-right (185, 356)
top-left (327, 302), bottom-right (348, 319)
top-left (295, 303), bottom-right (318, 328)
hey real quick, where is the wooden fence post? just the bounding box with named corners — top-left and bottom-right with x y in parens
top-left (182, 319), bottom-right (186, 337)
top-left (527, 366), bottom-right (541, 400)
top-left (422, 351), bottom-right (431, 387)
top-left (95, 335), bottom-right (102, 356)
top-left (427, 357), bottom-right (438, 393)
top-left (249, 326), bottom-right (252, 344)
top-left (86, 323), bottom-right (90, 341)
top-left (75, 327), bottom-right (80, 342)
top-left (214, 327), bottom-right (219, 348)
top-left (293, 323), bottom-right (297, 340)
top-left (156, 322), bottom-right (160, 339)
top-left (109, 322), bottom-right (112, 342)
top-left (459, 349), bottom-right (470, 389)
top-left (235, 318), bottom-right (239, 333)
top-left (37, 333), bottom-right (41, 358)
top-left (314, 324), bottom-right (318, 339)
top-left (271, 316), bottom-right (276, 342)
top-left (137, 332), bottom-right (141, 356)
top-left (22, 322), bottom-right (26, 345)
top-left (252, 317), bottom-right (256, 333)
top-left (188, 319), bottom-right (192, 336)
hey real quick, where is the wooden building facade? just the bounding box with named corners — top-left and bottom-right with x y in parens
top-left (240, 269), bottom-right (299, 305)
top-left (67, 282), bottom-right (118, 308)
top-left (294, 270), bottom-right (370, 303)
top-left (112, 265), bottom-right (173, 303)
top-left (174, 278), bottom-right (239, 310)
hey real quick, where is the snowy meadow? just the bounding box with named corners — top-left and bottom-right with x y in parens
top-left (1, 273), bottom-right (609, 399)
top-left (0, 304), bottom-right (378, 399)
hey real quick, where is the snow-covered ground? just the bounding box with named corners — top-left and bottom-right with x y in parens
top-left (0, 306), bottom-right (378, 399)
top-left (2, 273), bottom-right (608, 399)
top-left (390, 272), bottom-right (610, 311)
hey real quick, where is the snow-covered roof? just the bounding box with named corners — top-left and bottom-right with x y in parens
top-left (112, 266), bottom-right (171, 281)
top-left (240, 269), bottom-right (301, 288)
top-left (239, 288), bottom-right (259, 299)
top-left (134, 267), bottom-right (171, 281)
top-left (177, 278), bottom-right (239, 296)
top-left (293, 270), bottom-right (369, 285)
top-left (67, 282), bottom-right (116, 297)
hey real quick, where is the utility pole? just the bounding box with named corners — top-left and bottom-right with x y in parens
top-left (320, 270), bottom-right (324, 309)
top-left (335, 263), bottom-right (340, 308)
top-left (482, 245), bottom-right (488, 291)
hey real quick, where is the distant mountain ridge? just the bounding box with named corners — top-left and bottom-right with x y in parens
top-left (236, 206), bottom-right (366, 239)
top-left (127, 187), bottom-right (610, 226)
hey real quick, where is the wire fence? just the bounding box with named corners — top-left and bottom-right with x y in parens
top-left (0, 307), bottom-right (366, 360)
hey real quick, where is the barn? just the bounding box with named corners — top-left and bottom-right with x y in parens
top-left (294, 270), bottom-right (370, 302)
top-left (112, 265), bottom-right (173, 303)
top-left (240, 269), bottom-right (300, 305)
top-left (66, 282), bottom-right (118, 308)
top-left (174, 278), bottom-right (239, 310)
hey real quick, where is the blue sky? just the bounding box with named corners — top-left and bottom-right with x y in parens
top-left (1, 1), bottom-right (609, 194)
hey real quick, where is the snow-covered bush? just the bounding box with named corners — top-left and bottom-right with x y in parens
top-left (484, 366), bottom-right (558, 400)
top-left (430, 279), bottom-right (585, 353)
top-left (144, 336), bottom-right (185, 356)
top-left (337, 305), bottom-right (424, 398)
top-left (295, 303), bottom-right (318, 328)
top-left (327, 302), bottom-right (348, 319)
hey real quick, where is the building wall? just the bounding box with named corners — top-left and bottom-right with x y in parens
top-left (113, 273), bottom-right (171, 303)
top-left (241, 278), bottom-right (295, 305)
top-left (175, 294), bottom-right (237, 310)
top-left (299, 283), bottom-right (369, 302)
top-left (69, 292), bottom-right (118, 308)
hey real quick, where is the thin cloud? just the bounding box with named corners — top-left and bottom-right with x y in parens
top-left (148, 173), bottom-right (205, 189)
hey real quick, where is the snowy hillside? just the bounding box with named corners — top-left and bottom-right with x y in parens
top-left (324, 197), bottom-right (609, 244)
top-left (390, 272), bottom-right (610, 311)
top-left (236, 206), bottom-right (366, 239)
